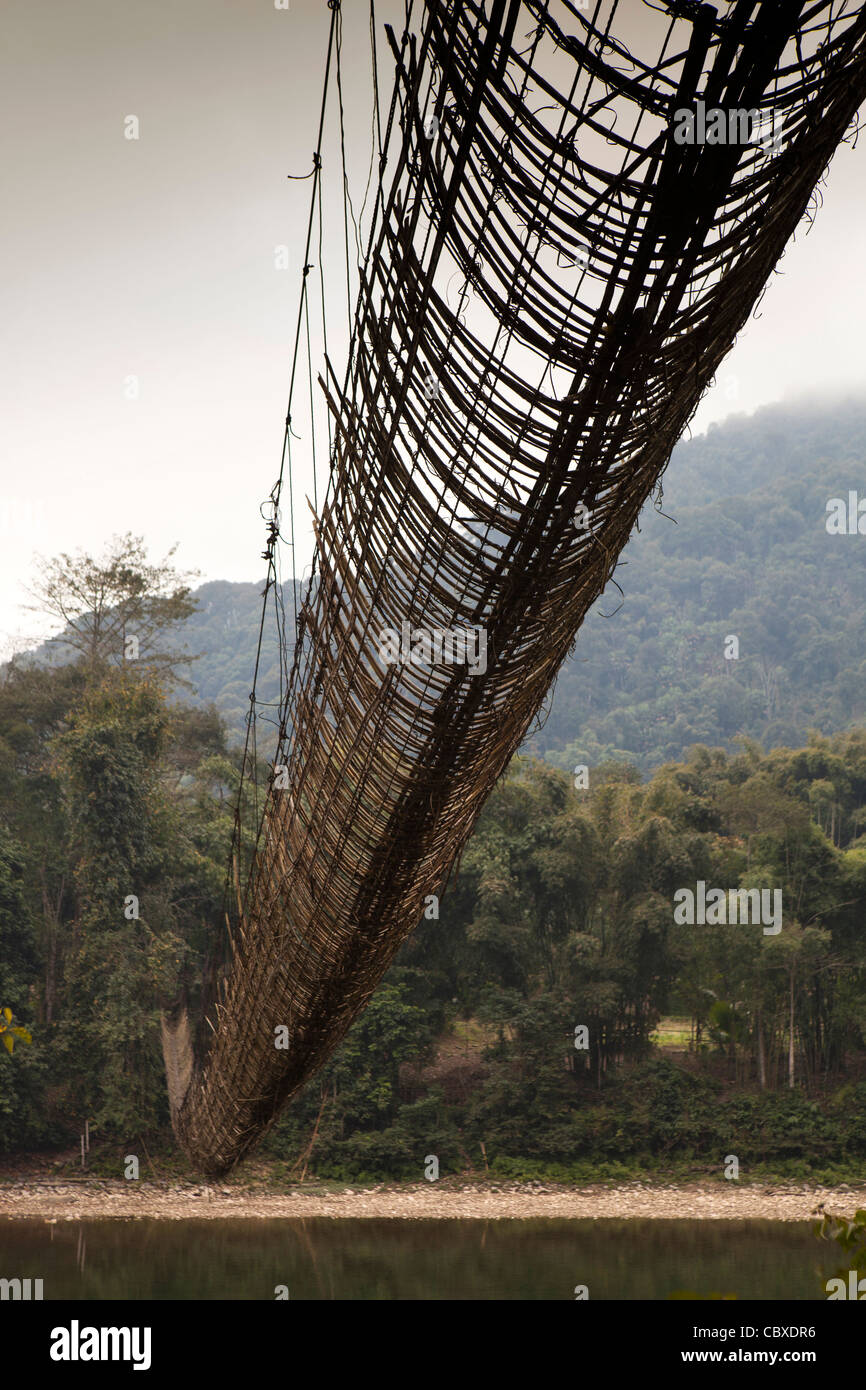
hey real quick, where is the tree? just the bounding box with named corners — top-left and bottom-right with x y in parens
top-left (23, 532), bottom-right (200, 685)
top-left (0, 825), bottom-right (42, 1146)
top-left (0, 662), bottom-right (85, 1027)
top-left (52, 672), bottom-right (186, 1134)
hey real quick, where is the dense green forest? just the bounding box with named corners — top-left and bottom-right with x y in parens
top-left (2, 398), bottom-right (866, 1181)
top-left (536, 396), bottom-right (866, 774)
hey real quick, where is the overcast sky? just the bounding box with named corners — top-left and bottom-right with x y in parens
top-left (2, 0), bottom-right (864, 656)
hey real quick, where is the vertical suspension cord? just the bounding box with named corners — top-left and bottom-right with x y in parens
top-left (222, 0), bottom-right (340, 943)
top-left (335, 4), bottom-right (356, 337)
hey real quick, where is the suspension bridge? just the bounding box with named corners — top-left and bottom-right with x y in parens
top-left (161, 0), bottom-right (866, 1175)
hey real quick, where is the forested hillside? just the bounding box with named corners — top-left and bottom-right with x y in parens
top-left (165, 579), bottom-right (296, 736)
top-left (536, 396), bottom-right (866, 773)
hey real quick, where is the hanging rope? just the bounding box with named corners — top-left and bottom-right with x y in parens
top-left (202, 0), bottom-right (343, 1049)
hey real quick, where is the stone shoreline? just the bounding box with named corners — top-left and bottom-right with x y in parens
top-left (2, 1180), bottom-right (865, 1222)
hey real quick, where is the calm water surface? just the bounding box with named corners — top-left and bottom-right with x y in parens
top-left (0, 1218), bottom-right (837, 1299)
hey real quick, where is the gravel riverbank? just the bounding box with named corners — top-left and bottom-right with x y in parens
top-left (2, 1179), bottom-right (864, 1222)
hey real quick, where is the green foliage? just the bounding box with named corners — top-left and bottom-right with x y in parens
top-left (0, 1007), bottom-right (32, 1055)
top-left (268, 725), bottom-right (866, 1178)
top-left (0, 825), bottom-right (43, 1147)
top-left (265, 971), bottom-right (439, 1179)
top-left (0, 550), bottom-right (236, 1145)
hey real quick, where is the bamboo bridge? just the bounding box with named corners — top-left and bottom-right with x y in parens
top-left (161, 0), bottom-right (866, 1175)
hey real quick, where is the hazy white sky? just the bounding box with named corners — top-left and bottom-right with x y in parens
top-left (2, 0), bottom-right (865, 656)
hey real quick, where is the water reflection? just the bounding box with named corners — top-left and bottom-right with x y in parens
top-left (0, 1218), bottom-right (837, 1300)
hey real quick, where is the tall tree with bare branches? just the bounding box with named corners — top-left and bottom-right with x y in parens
top-left (24, 533), bottom-right (200, 686)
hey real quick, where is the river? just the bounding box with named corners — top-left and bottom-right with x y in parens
top-left (0, 1217), bottom-right (839, 1299)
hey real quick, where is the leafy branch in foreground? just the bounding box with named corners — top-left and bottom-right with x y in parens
top-left (0, 1006), bottom-right (32, 1056)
